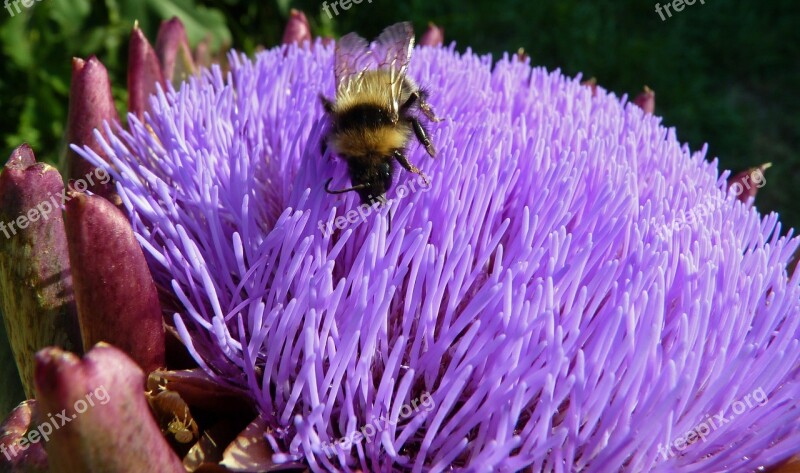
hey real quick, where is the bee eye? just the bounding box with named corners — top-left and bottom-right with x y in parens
top-left (380, 163), bottom-right (391, 177)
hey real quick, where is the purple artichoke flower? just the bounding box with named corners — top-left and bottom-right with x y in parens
top-left (71, 31), bottom-right (800, 472)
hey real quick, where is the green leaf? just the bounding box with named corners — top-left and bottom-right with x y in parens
top-left (47, 0), bottom-right (92, 38)
top-left (276, 0), bottom-right (292, 16)
top-left (0, 12), bottom-right (33, 69)
top-left (145, 0), bottom-right (232, 49)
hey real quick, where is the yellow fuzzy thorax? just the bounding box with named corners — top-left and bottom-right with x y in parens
top-left (328, 70), bottom-right (415, 158)
top-left (333, 70), bottom-right (409, 113)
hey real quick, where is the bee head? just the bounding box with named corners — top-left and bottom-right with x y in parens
top-left (354, 161), bottom-right (393, 205)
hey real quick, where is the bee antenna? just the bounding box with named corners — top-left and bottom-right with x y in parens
top-left (324, 178), bottom-right (368, 195)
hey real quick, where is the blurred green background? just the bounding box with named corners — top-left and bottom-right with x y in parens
top-left (0, 0), bottom-right (798, 230)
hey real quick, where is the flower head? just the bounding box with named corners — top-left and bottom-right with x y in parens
top-left (75, 40), bottom-right (800, 471)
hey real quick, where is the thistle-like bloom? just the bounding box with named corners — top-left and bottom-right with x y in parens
top-left (75, 40), bottom-right (800, 471)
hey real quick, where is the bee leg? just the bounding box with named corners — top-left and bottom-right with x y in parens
top-left (409, 117), bottom-right (436, 158)
top-left (418, 99), bottom-right (442, 122)
top-left (409, 90), bottom-right (442, 122)
top-left (393, 150), bottom-right (429, 184)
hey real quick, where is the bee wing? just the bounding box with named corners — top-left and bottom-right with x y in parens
top-left (334, 32), bottom-right (372, 89)
top-left (372, 22), bottom-right (415, 114)
top-left (333, 22), bottom-right (415, 111)
top-left (372, 22), bottom-right (414, 75)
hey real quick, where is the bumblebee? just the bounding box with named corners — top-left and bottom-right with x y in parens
top-left (320, 22), bottom-right (440, 206)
